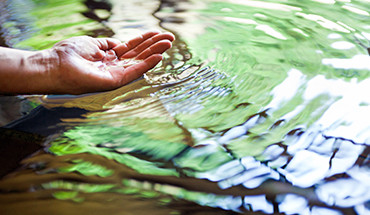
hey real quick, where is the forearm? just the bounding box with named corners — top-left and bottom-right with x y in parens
top-left (0, 47), bottom-right (57, 94)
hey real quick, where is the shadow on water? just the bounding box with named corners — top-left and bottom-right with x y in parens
top-left (0, 0), bottom-right (370, 214)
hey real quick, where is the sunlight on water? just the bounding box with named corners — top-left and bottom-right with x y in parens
top-left (0, 0), bottom-right (370, 214)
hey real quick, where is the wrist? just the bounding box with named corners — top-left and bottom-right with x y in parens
top-left (0, 46), bottom-right (61, 94)
top-left (19, 49), bottom-right (60, 94)
top-left (27, 49), bottom-right (60, 93)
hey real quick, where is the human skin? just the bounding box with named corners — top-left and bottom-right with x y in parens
top-left (0, 31), bottom-right (175, 95)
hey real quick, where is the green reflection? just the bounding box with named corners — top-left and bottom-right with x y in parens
top-left (164, 0), bottom-right (369, 157)
top-left (122, 179), bottom-right (242, 210)
top-left (53, 191), bottom-right (84, 202)
top-left (173, 145), bottom-right (232, 172)
top-left (59, 159), bottom-right (114, 177)
top-left (45, 0), bottom-right (369, 193)
top-left (1, 0), bottom-right (367, 214)
top-left (50, 139), bottom-right (179, 176)
top-left (49, 118), bottom-right (186, 176)
top-left (8, 0), bottom-right (108, 50)
top-left (43, 181), bottom-right (117, 193)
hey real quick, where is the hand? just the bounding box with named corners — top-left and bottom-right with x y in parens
top-left (49, 31), bottom-right (175, 94)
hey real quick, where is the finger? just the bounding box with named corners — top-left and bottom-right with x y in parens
top-left (135, 40), bottom-right (172, 60)
top-left (95, 38), bottom-right (121, 50)
top-left (120, 33), bottom-right (175, 59)
top-left (91, 50), bottom-right (106, 61)
top-left (110, 54), bottom-right (163, 86)
top-left (113, 31), bottom-right (161, 57)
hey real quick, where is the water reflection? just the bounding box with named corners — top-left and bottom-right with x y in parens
top-left (1, 0), bottom-right (370, 214)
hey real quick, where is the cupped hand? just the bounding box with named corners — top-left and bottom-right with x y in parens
top-left (50, 31), bottom-right (175, 94)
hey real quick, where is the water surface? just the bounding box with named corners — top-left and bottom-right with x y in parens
top-left (0, 0), bottom-right (369, 214)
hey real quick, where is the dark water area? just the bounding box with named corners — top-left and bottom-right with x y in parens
top-left (0, 0), bottom-right (369, 214)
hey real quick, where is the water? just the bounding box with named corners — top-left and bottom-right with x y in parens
top-left (0, 0), bottom-right (369, 214)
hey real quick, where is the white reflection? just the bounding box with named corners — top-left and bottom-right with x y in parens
top-left (205, 196), bottom-right (243, 211)
top-left (355, 203), bottom-right (370, 215)
top-left (292, 28), bottom-right (309, 37)
top-left (330, 41), bottom-right (355, 49)
top-left (296, 12), bottom-right (351, 33)
top-left (196, 159), bottom-right (244, 182)
top-left (242, 170), bottom-right (280, 189)
top-left (244, 195), bottom-right (274, 214)
top-left (287, 131), bottom-right (318, 154)
top-left (321, 104), bottom-right (370, 143)
top-left (316, 177), bottom-right (370, 207)
top-left (229, 0), bottom-right (302, 12)
top-left (337, 21), bottom-right (356, 32)
top-left (224, 17), bottom-right (287, 40)
top-left (220, 8), bottom-right (232, 12)
top-left (261, 144), bottom-right (285, 161)
top-left (322, 54), bottom-right (370, 70)
top-left (219, 115), bottom-right (259, 143)
top-left (278, 150), bottom-right (329, 188)
top-left (327, 140), bottom-right (365, 176)
top-left (347, 165), bottom-right (370, 187)
top-left (196, 156), bottom-right (279, 190)
top-left (267, 69), bottom-right (306, 110)
top-left (253, 13), bottom-right (267, 19)
top-left (255, 24), bottom-right (287, 40)
top-left (312, 0), bottom-right (336, 4)
top-left (224, 16), bottom-right (257, 25)
top-left (267, 155), bottom-right (289, 169)
top-left (342, 5), bottom-right (370, 16)
top-left (311, 206), bottom-right (342, 215)
top-left (328, 33), bottom-right (342, 39)
top-left (304, 74), bottom-right (370, 143)
top-left (278, 194), bottom-right (310, 215)
top-left (218, 125), bottom-right (248, 143)
top-left (355, 204), bottom-right (370, 215)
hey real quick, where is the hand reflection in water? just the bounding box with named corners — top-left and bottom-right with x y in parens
top-left (0, 31), bottom-right (175, 95)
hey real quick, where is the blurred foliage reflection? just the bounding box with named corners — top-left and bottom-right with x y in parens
top-left (0, 0), bottom-right (369, 214)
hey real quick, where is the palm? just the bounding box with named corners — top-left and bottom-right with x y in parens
top-left (53, 31), bottom-right (174, 94)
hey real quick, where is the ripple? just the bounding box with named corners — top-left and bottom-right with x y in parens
top-left (1, 0), bottom-right (370, 214)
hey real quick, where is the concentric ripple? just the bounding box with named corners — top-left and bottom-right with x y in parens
top-left (0, 0), bottom-right (369, 215)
